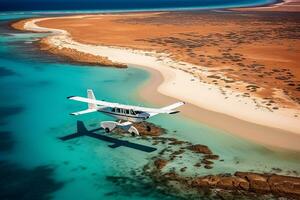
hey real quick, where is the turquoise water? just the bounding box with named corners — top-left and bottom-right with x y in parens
top-left (0, 13), bottom-right (299, 200)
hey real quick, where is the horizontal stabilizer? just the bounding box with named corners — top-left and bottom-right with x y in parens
top-left (70, 109), bottom-right (97, 116)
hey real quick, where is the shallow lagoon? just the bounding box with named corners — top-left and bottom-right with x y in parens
top-left (0, 13), bottom-right (299, 200)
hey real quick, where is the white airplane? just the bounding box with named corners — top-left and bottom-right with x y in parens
top-left (68, 89), bottom-right (184, 136)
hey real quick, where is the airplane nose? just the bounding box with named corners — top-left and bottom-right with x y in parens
top-left (140, 113), bottom-right (150, 120)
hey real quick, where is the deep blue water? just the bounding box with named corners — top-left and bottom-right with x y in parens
top-left (0, 12), bottom-right (299, 200)
top-left (1, 0), bottom-right (275, 11)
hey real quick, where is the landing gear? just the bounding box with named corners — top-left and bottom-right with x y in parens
top-left (100, 121), bottom-right (140, 136)
top-left (101, 121), bottom-right (117, 133)
top-left (128, 125), bottom-right (139, 136)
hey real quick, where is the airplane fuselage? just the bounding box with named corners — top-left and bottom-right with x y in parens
top-left (97, 106), bottom-right (149, 123)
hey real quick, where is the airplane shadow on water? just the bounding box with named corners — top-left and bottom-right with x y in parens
top-left (59, 121), bottom-right (157, 153)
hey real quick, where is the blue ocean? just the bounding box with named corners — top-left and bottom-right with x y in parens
top-left (1, 0), bottom-right (275, 11)
top-left (0, 5), bottom-right (299, 200)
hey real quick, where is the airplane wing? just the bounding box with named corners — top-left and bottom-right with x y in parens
top-left (68, 96), bottom-right (119, 108)
top-left (160, 101), bottom-right (185, 112)
top-left (146, 101), bottom-right (185, 117)
top-left (70, 108), bottom-right (97, 116)
top-left (68, 96), bottom-right (184, 115)
top-left (137, 101), bottom-right (185, 114)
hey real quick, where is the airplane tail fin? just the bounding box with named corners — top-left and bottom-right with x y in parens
top-left (87, 89), bottom-right (97, 109)
top-left (68, 89), bottom-right (98, 115)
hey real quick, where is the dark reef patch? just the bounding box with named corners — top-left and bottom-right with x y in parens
top-left (0, 160), bottom-right (64, 200)
top-left (0, 106), bottom-right (23, 118)
top-left (0, 66), bottom-right (17, 77)
top-left (0, 131), bottom-right (14, 152)
top-left (105, 175), bottom-right (185, 200)
top-left (0, 106), bottom-right (24, 126)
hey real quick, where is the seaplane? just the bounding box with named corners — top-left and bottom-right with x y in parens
top-left (67, 89), bottom-right (184, 136)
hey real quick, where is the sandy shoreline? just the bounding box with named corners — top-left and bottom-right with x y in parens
top-left (138, 66), bottom-right (300, 152)
top-left (11, 11), bottom-right (300, 151)
top-left (233, 0), bottom-right (300, 11)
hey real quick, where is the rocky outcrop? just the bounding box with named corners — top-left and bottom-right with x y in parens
top-left (154, 159), bottom-right (168, 170)
top-left (236, 172), bottom-right (300, 198)
top-left (190, 172), bottom-right (300, 199)
top-left (187, 144), bottom-right (213, 155)
top-left (114, 122), bottom-right (165, 137)
top-left (235, 172), bottom-right (270, 193)
top-left (203, 154), bottom-right (219, 160)
top-left (191, 174), bottom-right (249, 190)
top-left (134, 122), bottom-right (165, 136)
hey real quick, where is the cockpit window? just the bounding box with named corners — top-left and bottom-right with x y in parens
top-left (116, 108), bottom-right (120, 113)
top-left (125, 109), bottom-right (129, 114)
top-left (111, 108), bottom-right (115, 112)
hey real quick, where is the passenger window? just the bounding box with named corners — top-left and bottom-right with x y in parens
top-left (125, 109), bottom-right (129, 114)
top-left (116, 108), bottom-right (120, 113)
top-left (112, 108), bottom-right (115, 112)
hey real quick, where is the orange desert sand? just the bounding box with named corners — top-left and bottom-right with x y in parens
top-left (12, 2), bottom-right (300, 151)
